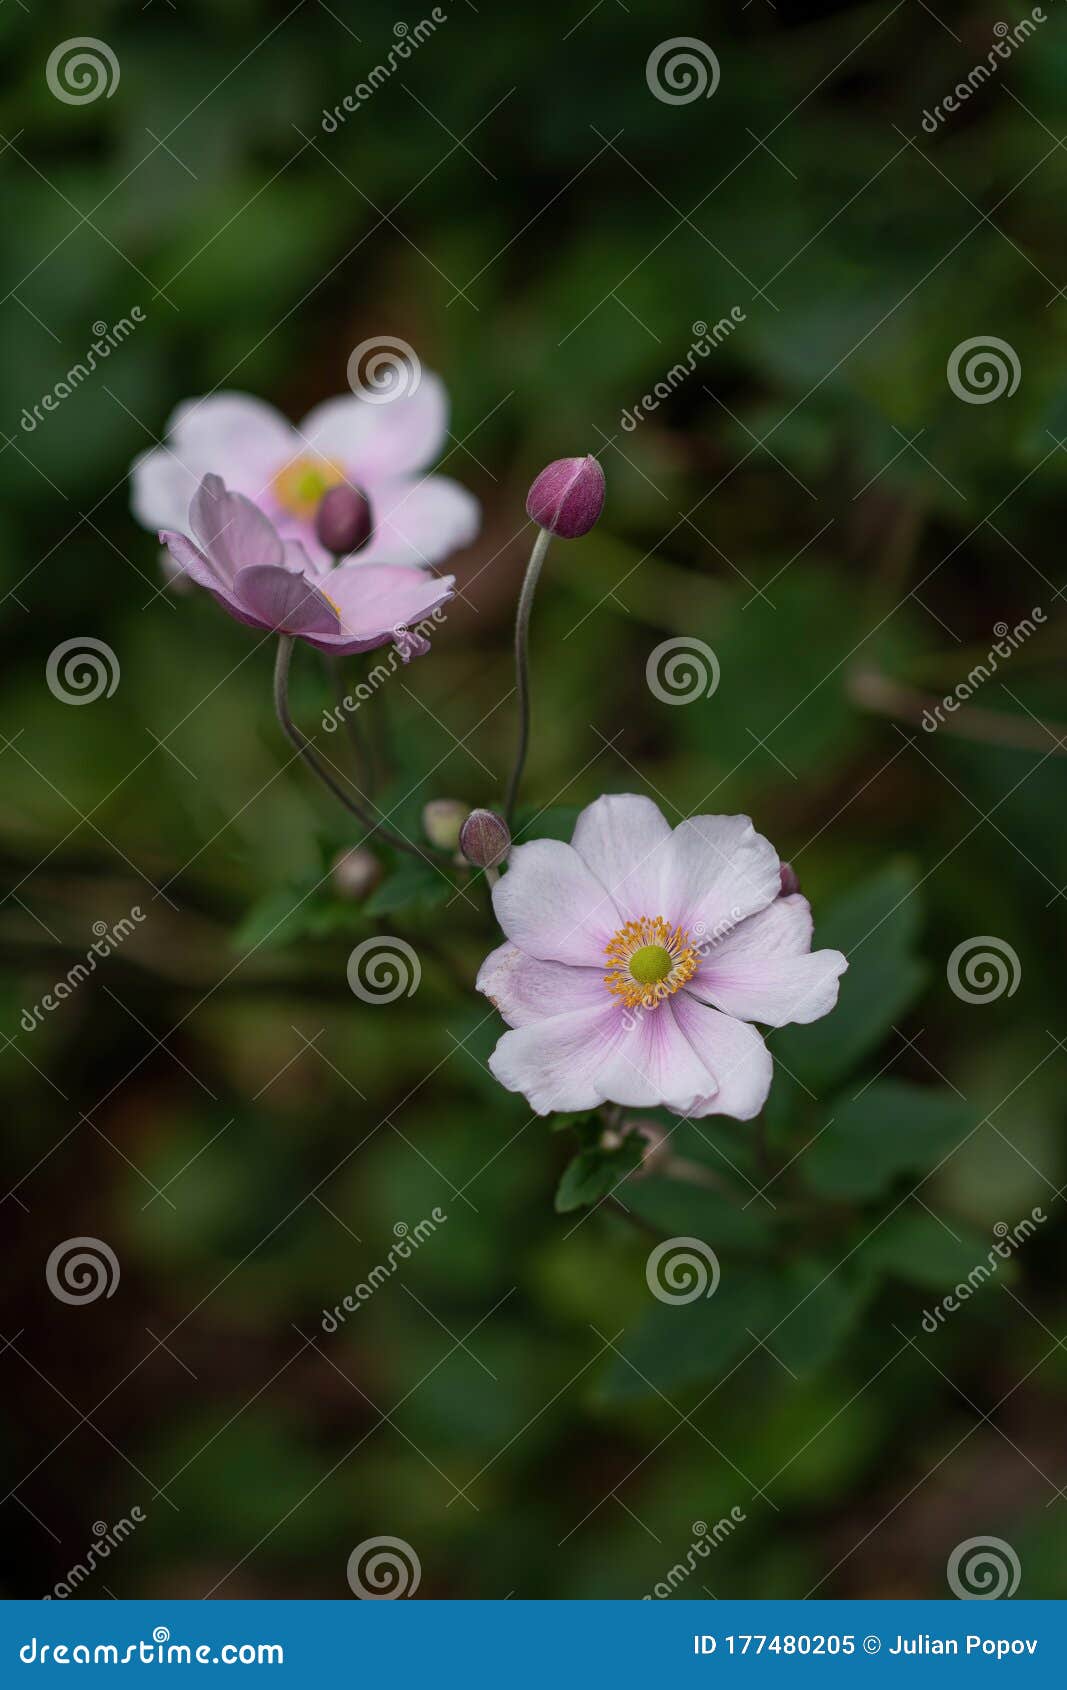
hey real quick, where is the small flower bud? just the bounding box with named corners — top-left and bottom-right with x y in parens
top-left (525, 455), bottom-right (605, 540)
top-left (422, 798), bottom-right (469, 852)
top-left (330, 846), bottom-right (382, 901)
top-left (779, 862), bottom-right (800, 897)
top-left (315, 483), bottom-right (373, 557)
top-left (459, 808), bottom-right (511, 869)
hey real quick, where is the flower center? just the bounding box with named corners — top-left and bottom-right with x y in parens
top-left (604, 916), bottom-right (699, 1009)
top-left (273, 456), bottom-right (346, 519)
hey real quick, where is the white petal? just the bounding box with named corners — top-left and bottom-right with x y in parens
top-left (130, 445), bottom-right (198, 533)
top-left (168, 392), bottom-right (295, 460)
top-left (661, 814), bottom-right (780, 946)
top-left (476, 942), bottom-right (605, 1028)
top-left (491, 839), bottom-right (622, 967)
top-left (299, 371), bottom-right (448, 480)
top-left (688, 894), bottom-right (847, 1027)
top-left (488, 1003), bottom-right (626, 1115)
top-left (569, 793), bottom-right (673, 919)
top-left (671, 993), bottom-right (773, 1120)
top-left (358, 475), bottom-right (480, 568)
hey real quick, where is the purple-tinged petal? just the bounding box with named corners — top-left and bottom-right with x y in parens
top-left (232, 564), bottom-right (341, 635)
top-left (593, 999), bottom-right (718, 1113)
top-left (661, 814), bottom-right (780, 946)
top-left (190, 474), bottom-right (283, 581)
top-left (670, 993), bottom-right (773, 1120)
top-left (688, 894), bottom-right (847, 1028)
top-left (477, 942), bottom-right (606, 1029)
top-left (159, 529), bottom-right (228, 595)
top-left (569, 793), bottom-right (672, 919)
top-left (491, 839), bottom-right (622, 967)
top-left (320, 563), bottom-right (452, 640)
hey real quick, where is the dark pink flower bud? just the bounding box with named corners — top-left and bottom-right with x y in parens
top-left (525, 455), bottom-right (605, 540)
top-left (459, 808), bottom-right (511, 869)
top-left (779, 861), bottom-right (800, 897)
top-left (315, 483), bottom-right (373, 557)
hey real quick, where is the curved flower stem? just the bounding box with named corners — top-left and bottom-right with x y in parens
top-left (504, 526), bottom-right (553, 828)
top-left (273, 636), bottom-right (441, 862)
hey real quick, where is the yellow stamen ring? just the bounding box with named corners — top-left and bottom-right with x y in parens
top-left (273, 455), bottom-right (347, 519)
top-left (604, 916), bottom-right (698, 1009)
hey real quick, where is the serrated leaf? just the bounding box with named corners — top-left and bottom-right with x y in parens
top-left (802, 1080), bottom-right (976, 1201)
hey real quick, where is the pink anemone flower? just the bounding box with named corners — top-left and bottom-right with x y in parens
top-left (161, 475), bottom-right (453, 659)
top-left (477, 794), bottom-right (847, 1120)
top-left (131, 375), bottom-right (479, 571)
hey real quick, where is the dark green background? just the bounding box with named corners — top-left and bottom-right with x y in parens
top-left (2, 0), bottom-right (1065, 1599)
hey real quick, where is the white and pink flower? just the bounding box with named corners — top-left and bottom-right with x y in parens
top-left (130, 373), bottom-right (479, 571)
top-left (477, 794), bottom-right (847, 1120)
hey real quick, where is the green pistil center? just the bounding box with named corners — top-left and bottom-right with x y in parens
top-left (628, 943), bottom-right (673, 986)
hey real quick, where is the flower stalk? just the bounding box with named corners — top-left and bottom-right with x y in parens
top-left (504, 525), bottom-right (553, 826)
top-left (273, 635), bottom-right (441, 862)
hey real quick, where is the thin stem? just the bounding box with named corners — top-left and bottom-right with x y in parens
top-left (849, 665), bottom-right (1067, 757)
top-left (273, 636), bottom-right (442, 861)
top-left (505, 525), bottom-right (553, 827)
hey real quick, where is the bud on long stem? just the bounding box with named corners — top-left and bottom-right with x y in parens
top-left (504, 526), bottom-right (552, 827)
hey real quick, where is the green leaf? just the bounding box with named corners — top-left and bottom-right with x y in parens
top-left (774, 863), bottom-right (927, 1090)
top-left (599, 1269), bottom-right (782, 1402)
top-left (623, 1176), bottom-right (772, 1253)
top-left (364, 854), bottom-right (451, 917)
top-left (769, 1259), bottom-right (875, 1377)
top-left (855, 1208), bottom-right (1007, 1291)
top-left (802, 1080), bottom-right (976, 1201)
top-left (555, 1138), bottom-right (645, 1213)
top-left (231, 881), bottom-right (319, 952)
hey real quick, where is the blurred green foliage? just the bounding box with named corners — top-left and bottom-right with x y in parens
top-left (2, 0), bottom-right (1065, 1602)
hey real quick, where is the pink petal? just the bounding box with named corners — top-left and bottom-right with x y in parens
top-left (661, 814), bottom-right (781, 947)
top-left (190, 475), bottom-right (283, 581)
top-left (488, 1002), bottom-right (626, 1115)
top-left (476, 942), bottom-right (606, 1028)
top-left (299, 372), bottom-right (448, 480)
top-left (491, 839), bottom-right (622, 967)
top-left (670, 993), bottom-right (773, 1120)
top-left (317, 563), bottom-right (452, 639)
top-left (569, 793), bottom-right (672, 919)
top-left (593, 999), bottom-right (718, 1113)
top-left (233, 564), bottom-right (341, 635)
top-left (357, 475), bottom-right (481, 568)
top-left (688, 893), bottom-right (847, 1027)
